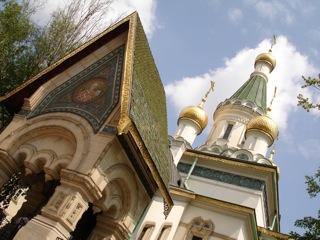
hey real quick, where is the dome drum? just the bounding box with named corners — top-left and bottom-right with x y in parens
top-left (178, 106), bottom-right (208, 133)
top-left (245, 115), bottom-right (279, 146)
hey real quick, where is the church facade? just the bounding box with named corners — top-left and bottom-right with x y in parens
top-left (0, 13), bottom-right (289, 240)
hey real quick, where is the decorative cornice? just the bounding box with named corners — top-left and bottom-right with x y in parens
top-left (258, 227), bottom-right (290, 239)
top-left (184, 150), bottom-right (278, 174)
top-left (178, 162), bottom-right (265, 191)
top-left (60, 169), bottom-right (103, 202)
top-left (169, 185), bottom-right (256, 216)
top-left (117, 13), bottom-right (137, 134)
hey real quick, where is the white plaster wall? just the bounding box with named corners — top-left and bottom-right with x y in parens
top-left (244, 131), bottom-right (270, 156)
top-left (185, 175), bottom-right (267, 227)
top-left (254, 62), bottom-right (272, 77)
top-left (175, 119), bottom-right (200, 145)
top-left (170, 140), bottom-right (187, 166)
top-left (133, 195), bottom-right (188, 240)
top-left (177, 205), bottom-right (250, 240)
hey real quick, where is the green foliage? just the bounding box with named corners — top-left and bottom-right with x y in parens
top-left (0, 0), bottom-right (39, 95)
top-left (290, 168), bottom-right (320, 239)
top-left (297, 74), bottom-right (320, 111)
top-left (0, 0), bottom-right (114, 131)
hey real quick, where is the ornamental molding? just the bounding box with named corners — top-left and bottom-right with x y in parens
top-left (185, 217), bottom-right (214, 240)
top-left (178, 162), bottom-right (265, 191)
top-left (60, 169), bottom-right (104, 202)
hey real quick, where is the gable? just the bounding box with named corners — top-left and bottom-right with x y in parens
top-left (28, 45), bottom-right (124, 132)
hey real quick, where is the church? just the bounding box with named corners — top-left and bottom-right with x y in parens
top-left (0, 12), bottom-right (290, 239)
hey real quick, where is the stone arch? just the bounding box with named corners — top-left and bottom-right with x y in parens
top-left (232, 149), bottom-right (253, 162)
top-left (0, 112), bottom-right (94, 173)
top-left (90, 163), bottom-right (140, 239)
top-left (103, 163), bottom-right (139, 221)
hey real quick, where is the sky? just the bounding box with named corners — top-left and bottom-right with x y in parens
top-left (35, 0), bottom-right (320, 234)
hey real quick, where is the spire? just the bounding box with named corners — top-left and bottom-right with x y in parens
top-left (230, 75), bottom-right (268, 112)
top-left (229, 38), bottom-right (277, 113)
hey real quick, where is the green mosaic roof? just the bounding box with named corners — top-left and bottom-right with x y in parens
top-left (230, 74), bottom-right (267, 112)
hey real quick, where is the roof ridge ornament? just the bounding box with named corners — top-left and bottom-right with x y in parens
top-left (198, 80), bottom-right (215, 108)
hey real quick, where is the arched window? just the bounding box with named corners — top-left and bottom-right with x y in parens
top-left (138, 224), bottom-right (155, 240)
top-left (237, 153), bottom-right (249, 161)
top-left (222, 123), bottom-right (234, 140)
top-left (192, 236), bottom-right (203, 240)
top-left (157, 225), bottom-right (171, 240)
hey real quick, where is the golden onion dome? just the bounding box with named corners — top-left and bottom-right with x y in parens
top-left (246, 115), bottom-right (279, 145)
top-left (178, 105), bottom-right (208, 133)
top-left (255, 51), bottom-right (276, 72)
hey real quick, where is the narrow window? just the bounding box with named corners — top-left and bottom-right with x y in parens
top-left (192, 236), bottom-right (203, 240)
top-left (222, 123), bottom-right (234, 140)
top-left (157, 225), bottom-right (171, 240)
top-left (138, 224), bottom-right (155, 240)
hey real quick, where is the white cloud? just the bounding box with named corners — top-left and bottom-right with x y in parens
top-left (228, 8), bottom-right (243, 23)
top-left (32, 0), bottom-right (158, 36)
top-left (109, 0), bottom-right (157, 36)
top-left (165, 36), bottom-right (318, 133)
top-left (245, 0), bottom-right (295, 24)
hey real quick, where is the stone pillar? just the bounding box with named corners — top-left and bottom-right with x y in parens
top-left (13, 168), bottom-right (105, 240)
top-left (14, 185), bottom-right (89, 240)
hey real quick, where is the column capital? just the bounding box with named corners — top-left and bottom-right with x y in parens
top-left (60, 168), bottom-right (106, 202)
top-left (41, 185), bottom-right (88, 232)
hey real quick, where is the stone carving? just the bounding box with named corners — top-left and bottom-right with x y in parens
top-left (43, 186), bottom-right (88, 231)
top-left (185, 217), bottom-right (214, 240)
top-left (29, 45), bottom-right (124, 132)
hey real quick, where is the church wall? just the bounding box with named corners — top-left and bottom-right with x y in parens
top-left (0, 22), bottom-right (154, 239)
top-left (132, 195), bottom-right (187, 240)
top-left (177, 204), bottom-right (251, 240)
top-left (184, 174), bottom-right (267, 227)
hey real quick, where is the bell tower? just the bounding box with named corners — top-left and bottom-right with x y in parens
top-left (199, 47), bottom-right (278, 163)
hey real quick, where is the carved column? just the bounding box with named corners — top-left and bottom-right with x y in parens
top-left (13, 185), bottom-right (89, 240)
top-left (14, 169), bottom-right (105, 240)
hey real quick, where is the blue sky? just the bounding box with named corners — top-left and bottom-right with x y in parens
top-left (147, 0), bottom-right (320, 234)
top-left (39, 0), bottom-right (320, 234)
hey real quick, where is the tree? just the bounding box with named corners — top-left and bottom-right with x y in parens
top-left (0, 0), bottom-right (114, 96)
top-left (290, 76), bottom-right (320, 239)
top-left (0, 0), bottom-right (115, 129)
top-left (297, 74), bottom-right (320, 111)
top-left (290, 168), bottom-right (320, 239)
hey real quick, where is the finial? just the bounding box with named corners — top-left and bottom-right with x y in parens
top-left (267, 86), bottom-right (277, 112)
top-left (269, 35), bottom-right (277, 52)
top-left (198, 80), bottom-right (215, 108)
